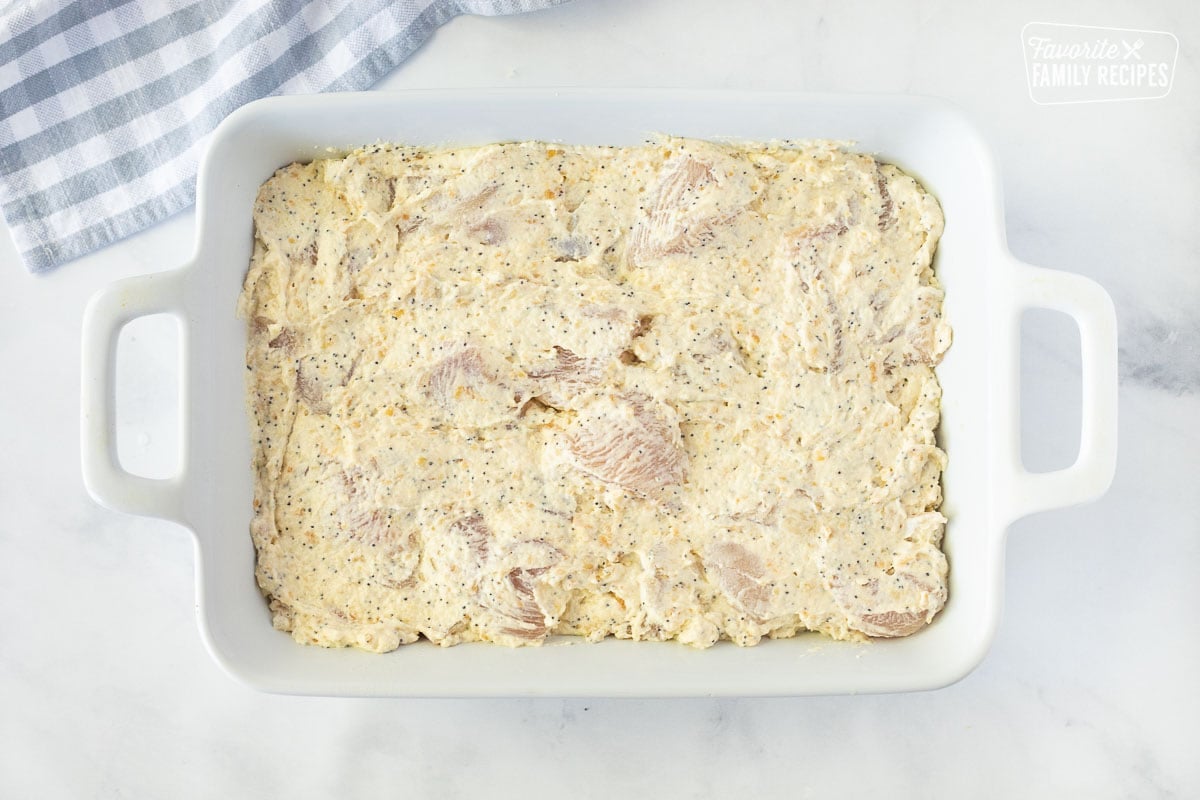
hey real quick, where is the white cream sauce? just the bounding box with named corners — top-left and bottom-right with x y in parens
top-left (238, 137), bottom-right (950, 651)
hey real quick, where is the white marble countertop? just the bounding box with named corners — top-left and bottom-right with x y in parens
top-left (2, 1), bottom-right (1197, 796)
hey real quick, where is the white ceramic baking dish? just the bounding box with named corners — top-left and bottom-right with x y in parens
top-left (81, 90), bottom-right (1117, 697)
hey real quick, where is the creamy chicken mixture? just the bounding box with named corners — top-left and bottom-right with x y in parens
top-left (238, 137), bottom-right (951, 652)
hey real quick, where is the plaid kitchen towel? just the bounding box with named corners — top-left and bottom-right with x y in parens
top-left (0, 0), bottom-right (568, 272)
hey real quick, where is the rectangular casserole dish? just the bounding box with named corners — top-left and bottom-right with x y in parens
top-left (81, 90), bottom-right (1117, 696)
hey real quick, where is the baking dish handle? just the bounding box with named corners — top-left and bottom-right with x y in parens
top-left (81, 269), bottom-right (188, 523)
top-left (1006, 260), bottom-right (1118, 520)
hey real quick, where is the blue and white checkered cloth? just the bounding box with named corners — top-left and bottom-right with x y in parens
top-left (0, 0), bottom-right (567, 272)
